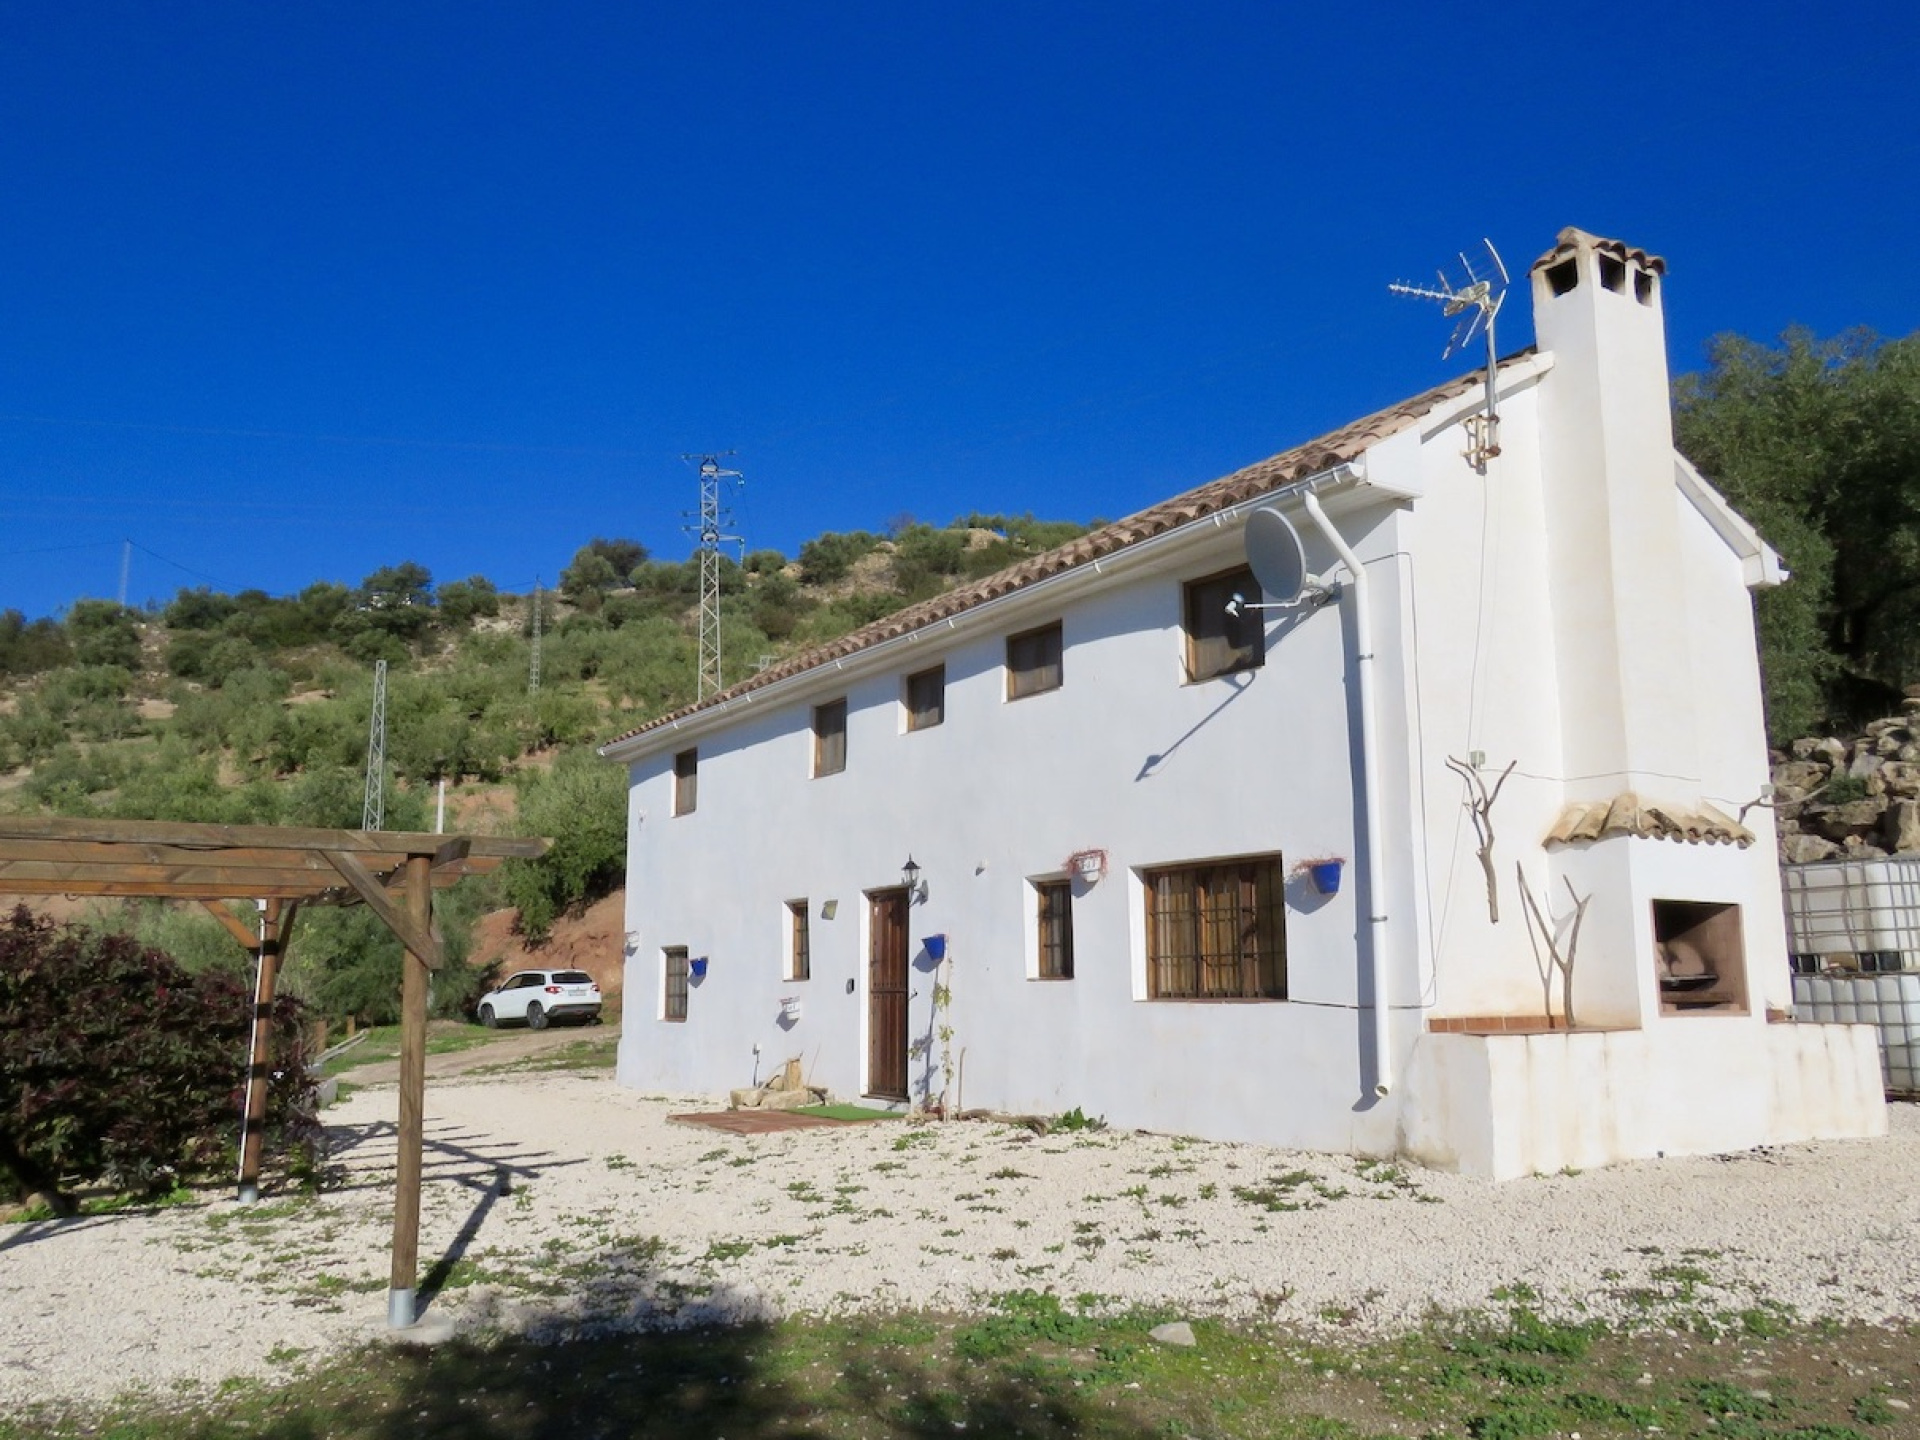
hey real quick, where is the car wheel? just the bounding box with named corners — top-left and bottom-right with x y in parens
top-left (526, 1002), bottom-right (547, 1031)
top-left (479, 1005), bottom-right (496, 1028)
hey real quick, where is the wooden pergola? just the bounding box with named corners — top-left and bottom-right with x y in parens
top-left (0, 815), bottom-right (549, 1330)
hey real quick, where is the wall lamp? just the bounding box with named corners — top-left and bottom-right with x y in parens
top-left (901, 855), bottom-right (929, 904)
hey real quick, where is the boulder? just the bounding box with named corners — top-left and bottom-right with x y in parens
top-left (1770, 760), bottom-right (1829, 794)
top-left (729, 1088), bottom-right (764, 1110)
top-left (1781, 832), bottom-right (1842, 864)
top-left (1807, 799), bottom-right (1886, 843)
top-left (1849, 751), bottom-right (1885, 781)
top-left (1884, 800), bottom-right (1920, 855)
top-left (759, 1086), bottom-right (817, 1112)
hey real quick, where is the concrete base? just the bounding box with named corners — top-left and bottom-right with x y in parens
top-left (1399, 1019), bottom-right (1888, 1179)
top-left (387, 1286), bottom-right (416, 1330)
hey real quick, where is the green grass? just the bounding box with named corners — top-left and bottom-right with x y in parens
top-left (4, 1302), bottom-right (1911, 1440)
top-left (465, 1034), bottom-right (619, 1074)
top-left (317, 1023), bottom-right (498, 1076)
top-left (793, 1103), bottom-right (902, 1122)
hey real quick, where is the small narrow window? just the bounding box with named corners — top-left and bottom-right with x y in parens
top-left (663, 945), bottom-right (689, 1022)
top-left (1036, 879), bottom-right (1074, 979)
top-left (905, 665), bottom-right (945, 731)
top-left (1599, 253), bottom-right (1627, 293)
top-left (813, 698), bottom-right (848, 776)
top-left (1634, 268), bottom-right (1655, 306)
top-left (673, 749), bottom-right (698, 816)
top-left (1184, 566), bottom-right (1264, 681)
top-left (1007, 622), bottom-right (1063, 700)
top-left (788, 900), bottom-right (811, 982)
top-left (1545, 257), bottom-right (1579, 296)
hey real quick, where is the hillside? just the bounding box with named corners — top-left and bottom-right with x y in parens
top-left (0, 517), bottom-right (1088, 1025)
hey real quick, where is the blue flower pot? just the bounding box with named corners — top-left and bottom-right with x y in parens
top-left (1308, 862), bottom-right (1343, 896)
top-left (689, 956), bottom-right (709, 979)
top-left (924, 934), bottom-right (948, 961)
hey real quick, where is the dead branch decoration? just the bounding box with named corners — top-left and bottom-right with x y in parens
top-left (1516, 864), bottom-right (1591, 1030)
top-left (1446, 755), bottom-right (1517, 923)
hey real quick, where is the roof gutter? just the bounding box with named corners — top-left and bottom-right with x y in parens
top-left (1299, 489), bottom-right (1392, 1099)
top-left (601, 460), bottom-right (1371, 763)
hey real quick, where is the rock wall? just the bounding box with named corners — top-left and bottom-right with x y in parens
top-left (1771, 694), bottom-right (1920, 863)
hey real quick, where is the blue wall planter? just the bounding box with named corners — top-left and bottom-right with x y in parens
top-left (689, 956), bottom-right (709, 979)
top-left (924, 934), bottom-right (948, 961)
top-left (1307, 862), bottom-right (1344, 896)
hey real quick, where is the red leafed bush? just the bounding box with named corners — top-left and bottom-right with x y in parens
top-left (0, 905), bottom-right (319, 1209)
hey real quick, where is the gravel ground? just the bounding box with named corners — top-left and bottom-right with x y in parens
top-left (4, 1075), bottom-right (1918, 1413)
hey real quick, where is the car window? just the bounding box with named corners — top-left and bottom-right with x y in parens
top-left (509, 974), bottom-right (537, 989)
top-left (554, 971), bottom-right (593, 985)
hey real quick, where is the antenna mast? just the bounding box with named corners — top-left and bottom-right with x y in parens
top-left (362, 658), bottom-right (388, 832)
top-left (528, 577), bottom-right (543, 695)
top-left (683, 453), bottom-right (744, 700)
top-left (1388, 239), bottom-right (1510, 473)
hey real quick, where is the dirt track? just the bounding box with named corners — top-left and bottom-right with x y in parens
top-left (340, 1020), bottom-right (616, 1085)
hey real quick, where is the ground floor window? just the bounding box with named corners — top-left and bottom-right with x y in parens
top-left (787, 900), bottom-right (811, 981)
top-left (1145, 854), bottom-right (1286, 999)
top-left (663, 945), bottom-right (689, 1021)
top-left (1036, 878), bottom-right (1074, 979)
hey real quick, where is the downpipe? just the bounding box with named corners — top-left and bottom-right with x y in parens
top-left (1300, 491), bottom-right (1392, 1098)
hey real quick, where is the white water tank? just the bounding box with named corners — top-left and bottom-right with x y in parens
top-left (1780, 857), bottom-right (1920, 970)
top-left (1792, 970), bottom-right (1920, 1096)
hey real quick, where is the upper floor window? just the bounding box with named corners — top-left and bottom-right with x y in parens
top-left (1007, 622), bottom-right (1063, 700)
top-left (905, 665), bottom-right (945, 731)
top-left (1184, 566), bottom-right (1264, 681)
top-left (673, 749), bottom-right (698, 816)
top-left (1145, 854), bottom-right (1287, 1000)
top-left (813, 698), bottom-right (848, 776)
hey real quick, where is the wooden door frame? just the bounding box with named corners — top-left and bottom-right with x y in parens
top-left (865, 886), bottom-right (910, 1100)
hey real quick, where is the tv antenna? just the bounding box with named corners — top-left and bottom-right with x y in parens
top-left (1388, 238), bottom-right (1509, 472)
top-left (683, 452), bottom-right (744, 700)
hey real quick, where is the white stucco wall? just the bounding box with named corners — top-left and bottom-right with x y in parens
top-left (616, 512), bottom-right (1417, 1155)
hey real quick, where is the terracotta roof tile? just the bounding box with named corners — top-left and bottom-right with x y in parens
top-left (1530, 226), bottom-right (1667, 277)
top-left (601, 360), bottom-right (1509, 752)
top-left (1545, 794), bottom-right (1754, 848)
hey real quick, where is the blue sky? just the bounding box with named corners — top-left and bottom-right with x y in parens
top-left (3, 2), bottom-right (1915, 621)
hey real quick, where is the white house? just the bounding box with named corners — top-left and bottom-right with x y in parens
top-left (601, 228), bottom-right (1887, 1179)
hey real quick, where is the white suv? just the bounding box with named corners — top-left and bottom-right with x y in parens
top-left (477, 969), bottom-right (602, 1029)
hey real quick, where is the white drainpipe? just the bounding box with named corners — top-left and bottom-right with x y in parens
top-left (1299, 491), bottom-right (1392, 1098)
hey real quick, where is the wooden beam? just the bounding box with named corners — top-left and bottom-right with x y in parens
top-left (321, 851), bottom-right (443, 968)
top-left (431, 838), bottom-right (472, 870)
top-left (0, 814), bottom-right (548, 861)
top-left (200, 900), bottom-right (263, 951)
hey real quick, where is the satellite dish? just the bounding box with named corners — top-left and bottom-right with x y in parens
top-left (1244, 506), bottom-right (1323, 603)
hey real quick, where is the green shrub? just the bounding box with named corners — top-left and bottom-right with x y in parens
top-left (798, 530), bottom-right (882, 585)
top-left (500, 746), bottom-right (628, 939)
top-left (0, 906), bottom-right (317, 1209)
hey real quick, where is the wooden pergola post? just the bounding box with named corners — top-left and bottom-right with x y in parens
top-left (238, 900), bottom-right (282, 1204)
top-left (0, 817), bottom-right (546, 1334)
top-left (388, 853), bottom-right (432, 1329)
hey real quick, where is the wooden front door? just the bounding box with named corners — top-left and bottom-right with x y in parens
top-left (867, 888), bottom-right (910, 1099)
